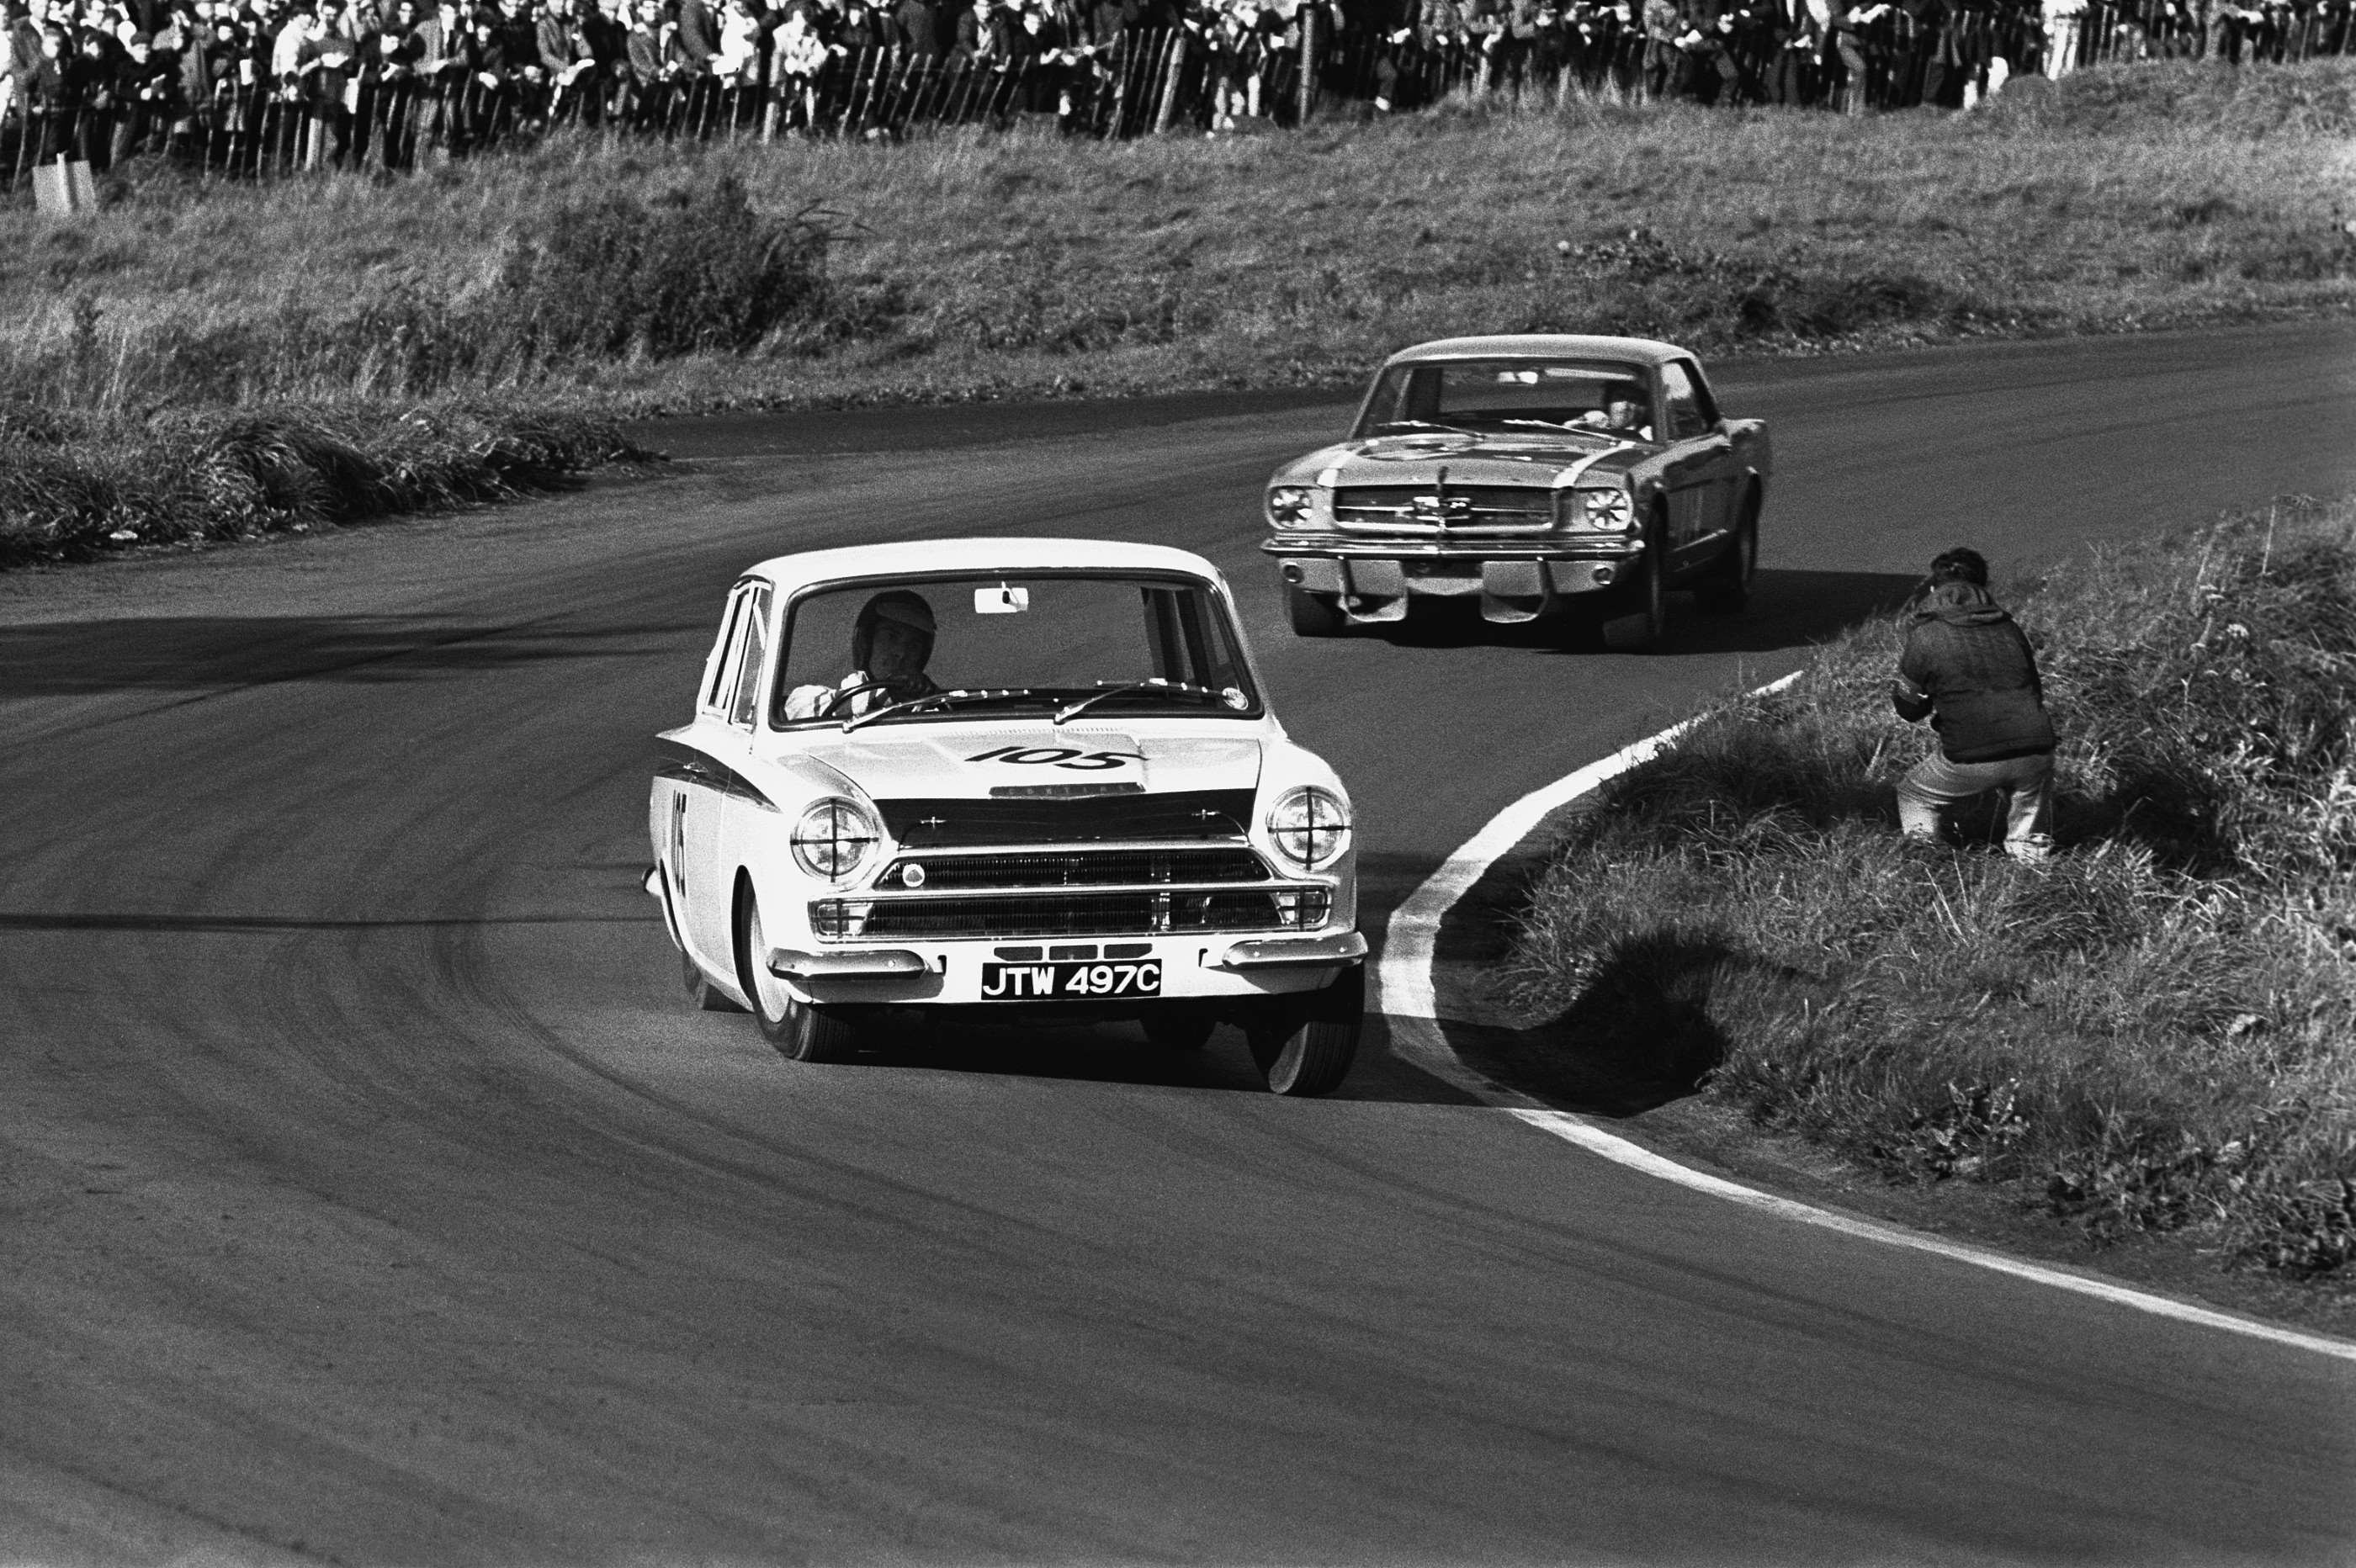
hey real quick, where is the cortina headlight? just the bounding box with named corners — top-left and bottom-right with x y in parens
top-left (1266, 486), bottom-right (1317, 527)
top-left (791, 797), bottom-right (879, 880)
top-left (1267, 786), bottom-right (1350, 871)
top-left (1563, 486), bottom-right (1634, 532)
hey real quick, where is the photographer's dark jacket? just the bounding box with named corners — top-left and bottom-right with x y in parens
top-left (1892, 583), bottom-right (2056, 762)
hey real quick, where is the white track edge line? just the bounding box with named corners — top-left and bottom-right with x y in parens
top-left (1378, 671), bottom-right (2356, 1365)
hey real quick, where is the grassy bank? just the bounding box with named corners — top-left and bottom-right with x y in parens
top-left (0, 405), bottom-right (639, 568)
top-left (1503, 496), bottom-right (2356, 1281)
top-left (3, 58), bottom-right (2352, 421)
top-left (3, 59), bottom-right (2348, 564)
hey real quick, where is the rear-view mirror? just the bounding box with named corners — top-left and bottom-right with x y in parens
top-left (975, 585), bottom-right (1030, 615)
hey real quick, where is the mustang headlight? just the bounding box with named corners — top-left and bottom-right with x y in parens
top-left (1563, 487), bottom-right (1635, 532)
top-left (1266, 486), bottom-right (1319, 527)
top-left (791, 797), bottom-right (880, 881)
top-left (1266, 786), bottom-right (1350, 871)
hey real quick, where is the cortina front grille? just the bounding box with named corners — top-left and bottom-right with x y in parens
top-left (812, 888), bottom-right (1331, 940)
top-left (874, 847), bottom-right (1270, 890)
top-left (874, 789), bottom-right (1256, 848)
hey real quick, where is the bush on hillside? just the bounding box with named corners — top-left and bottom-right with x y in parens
top-left (497, 174), bottom-right (834, 360)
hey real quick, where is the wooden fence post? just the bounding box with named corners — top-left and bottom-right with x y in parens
top-left (1153, 29), bottom-right (1188, 131)
top-left (1298, 3), bottom-right (1319, 122)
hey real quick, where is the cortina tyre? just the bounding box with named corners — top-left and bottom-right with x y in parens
top-left (1694, 493), bottom-right (1759, 617)
top-left (735, 883), bottom-right (857, 1063)
top-left (1287, 585), bottom-right (1348, 638)
top-left (1245, 965), bottom-right (1364, 1097)
top-left (666, 866), bottom-right (746, 1012)
top-left (683, 948), bottom-right (747, 1013)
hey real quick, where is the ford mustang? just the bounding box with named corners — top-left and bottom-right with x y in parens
top-left (645, 538), bottom-right (1366, 1095)
top-left (1260, 334), bottom-right (1770, 649)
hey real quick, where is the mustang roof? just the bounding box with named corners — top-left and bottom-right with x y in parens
top-left (1382, 334), bottom-right (1689, 368)
top-left (742, 537), bottom-right (1227, 591)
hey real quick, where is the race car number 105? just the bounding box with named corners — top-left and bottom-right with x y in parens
top-left (979, 960), bottom-right (1162, 999)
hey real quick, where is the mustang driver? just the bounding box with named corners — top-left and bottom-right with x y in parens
top-left (784, 590), bottom-right (945, 719)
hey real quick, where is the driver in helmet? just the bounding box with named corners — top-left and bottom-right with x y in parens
top-left (1576, 384), bottom-right (1653, 440)
top-left (784, 590), bottom-right (943, 719)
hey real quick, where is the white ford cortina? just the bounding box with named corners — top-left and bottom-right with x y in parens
top-left (645, 538), bottom-right (1367, 1096)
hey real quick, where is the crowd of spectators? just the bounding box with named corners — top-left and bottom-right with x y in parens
top-left (0, 0), bottom-right (2346, 175)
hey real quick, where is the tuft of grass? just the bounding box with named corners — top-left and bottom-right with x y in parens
top-left (1503, 496), bottom-right (2356, 1279)
top-left (0, 403), bottom-right (645, 569)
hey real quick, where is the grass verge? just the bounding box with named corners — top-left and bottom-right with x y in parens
top-left (1503, 495), bottom-right (2356, 1283)
top-left (0, 405), bottom-right (644, 569)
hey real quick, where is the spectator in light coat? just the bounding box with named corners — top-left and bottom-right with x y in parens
top-left (0, 6), bottom-right (17, 120)
top-left (771, 3), bottom-right (828, 124)
top-left (1891, 547), bottom-right (2058, 861)
top-left (2039, 0), bottom-right (2081, 68)
top-left (268, 0), bottom-right (307, 87)
top-left (711, 0), bottom-right (760, 82)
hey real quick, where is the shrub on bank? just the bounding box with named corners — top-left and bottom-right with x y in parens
top-left (0, 403), bottom-right (643, 569)
top-left (497, 174), bottom-right (835, 360)
top-left (1504, 497), bottom-right (2356, 1278)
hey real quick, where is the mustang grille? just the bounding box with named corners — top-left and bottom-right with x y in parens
top-left (875, 848), bottom-right (1270, 890)
top-left (1334, 485), bottom-right (1556, 532)
top-left (875, 789), bottom-right (1256, 848)
top-left (812, 888), bottom-right (1330, 940)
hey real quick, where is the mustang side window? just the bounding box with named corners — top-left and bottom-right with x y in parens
top-left (1679, 360), bottom-right (1722, 428)
top-left (1659, 362), bottom-right (1709, 442)
top-left (726, 586), bottom-right (772, 728)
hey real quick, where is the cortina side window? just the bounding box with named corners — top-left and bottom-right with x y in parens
top-left (727, 587), bottom-right (772, 728)
top-left (703, 588), bottom-right (752, 712)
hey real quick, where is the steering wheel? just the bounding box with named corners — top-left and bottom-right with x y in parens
top-left (817, 680), bottom-right (895, 718)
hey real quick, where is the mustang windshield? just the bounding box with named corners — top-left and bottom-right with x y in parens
top-left (772, 572), bottom-right (1260, 728)
top-left (1354, 359), bottom-right (1655, 441)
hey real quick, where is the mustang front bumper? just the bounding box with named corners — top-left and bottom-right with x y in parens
top-left (1261, 536), bottom-right (1644, 623)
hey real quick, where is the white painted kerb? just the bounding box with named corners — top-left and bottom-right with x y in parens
top-left (1377, 673), bottom-right (2356, 1364)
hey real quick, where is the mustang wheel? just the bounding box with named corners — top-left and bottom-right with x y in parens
top-left (735, 883), bottom-right (857, 1063)
top-left (1245, 965), bottom-right (1364, 1097)
top-left (1287, 585), bottom-right (1348, 638)
top-left (1695, 491), bottom-right (1759, 616)
top-left (1600, 511), bottom-right (1668, 652)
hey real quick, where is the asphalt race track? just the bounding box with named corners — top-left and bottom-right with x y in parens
top-left (4, 320), bottom-right (2355, 1565)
